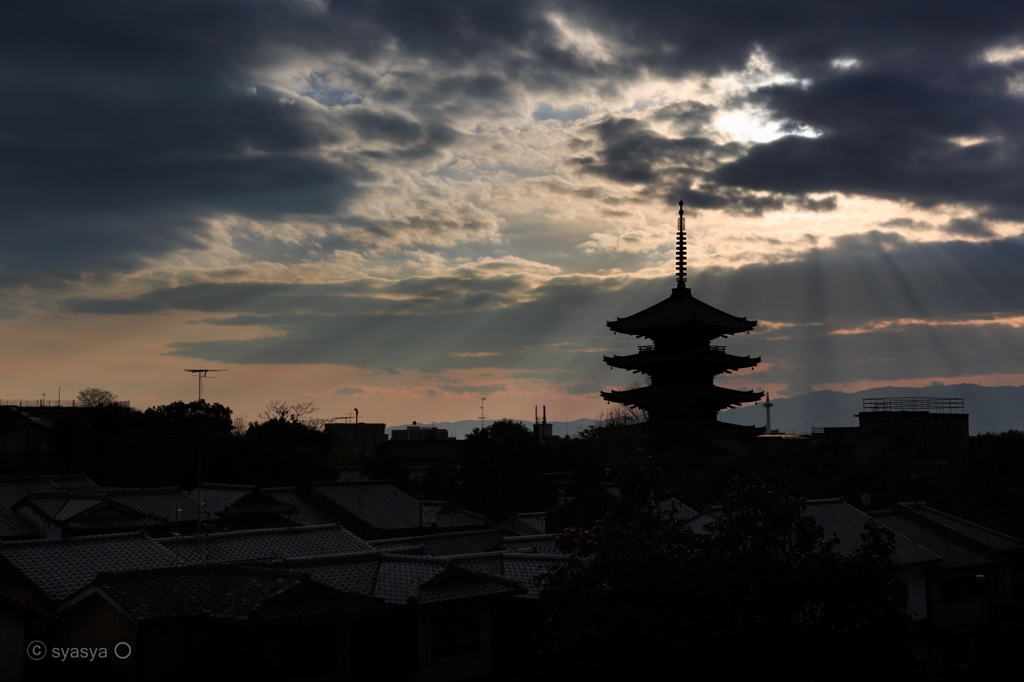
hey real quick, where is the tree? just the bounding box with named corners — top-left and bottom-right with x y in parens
top-left (450, 419), bottom-right (546, 519)
top-left (259, 400), bottom-right (326, 431)
top-left (538, 459), bottom-right (911, 681)
top-left (76, 387), bottom-right (118, 407)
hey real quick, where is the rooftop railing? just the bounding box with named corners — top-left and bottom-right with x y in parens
top-left (1, 399), bottom-right (131, 408)
top-left (861, 397), bottom-right (964, 414)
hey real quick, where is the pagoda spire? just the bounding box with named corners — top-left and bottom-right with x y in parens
top-left (676, 200), bottom-right (687, 288)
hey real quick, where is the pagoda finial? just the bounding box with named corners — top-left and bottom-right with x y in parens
top-left (677, 200), bottom-right (687, 288)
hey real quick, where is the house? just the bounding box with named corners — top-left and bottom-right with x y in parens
top-left (0, 408), bottom-right (58, 466)
top-left (870, 502), bottom-right (1024, 679)
top-left (11, 486), bottom-right (200, 538)
top-left (191, 482), bottom-right (334, 531)
top-left (494, 511), bottom-right (547, 536)
top-left (275, 551), bottom-right (526, 681)
top-left (57, 563), bottom-right (388, 681)
top-left (688, 497), bottom-right (1024, 679)
top-left (306, 481), bottom-right (490, 540)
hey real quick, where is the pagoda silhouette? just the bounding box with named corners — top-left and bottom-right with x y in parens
top-left (601, 201), bottom-right (764, 431)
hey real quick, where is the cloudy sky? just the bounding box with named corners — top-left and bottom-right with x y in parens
top-left (3, 1), bottom-right (1024, 425)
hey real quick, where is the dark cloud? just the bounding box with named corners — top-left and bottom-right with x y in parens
top-left (5, 0), bottom-right (1022, 286)
top-left (942, 218), bottom-right (996, 238)
top-left (334, 386), bottom-right (366, 395)
top-left (714, 68), bottom-right (1024, 218)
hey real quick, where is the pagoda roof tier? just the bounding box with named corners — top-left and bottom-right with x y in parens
top-left (607, 287), bottom-right (756, 338)
top-left (603, 348), bottom-right (760, 373)
top-left (600, 384), bottom-right (764, 411)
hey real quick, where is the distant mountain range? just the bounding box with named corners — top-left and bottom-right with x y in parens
top-left (385, 418), bottom-right (599, 440)
top-left (718, 384), bottom-right (1024, 436)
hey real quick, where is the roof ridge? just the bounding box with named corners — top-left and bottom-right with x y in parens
top-left (194, 482), bottom-right (254, 491)
top-left (913, 503), bottom-right (1024, 543)
top-left (379, 553), bottom-right (448, 564)
top-left (101, 487), bottom-right (184, 495)
top-left (0, 473), bottom-right (94, 483)
top-left (369, 528), bottom-right (499, 545)
top-left (280, 551), bottom-right (383, 566)
top-left (504, 534), bottom-right (559, 541)
top-left (1, 529), bottom-right (149, 547)
top-left (157, 523), bottom-right (341, 543)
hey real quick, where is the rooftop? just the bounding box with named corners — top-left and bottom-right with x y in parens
top-left (0, 531), bottom-right (177, 603)
top-left (159, 523), bottom-right (373, 565)
top-left (310, 481), bottom-right (489, 532)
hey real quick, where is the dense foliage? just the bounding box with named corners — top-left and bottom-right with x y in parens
top-left (44, 399), bottom-right (337, 487)
top-left (538, 458), bottom-right (912, 681)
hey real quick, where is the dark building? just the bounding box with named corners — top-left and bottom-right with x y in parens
top-left (856, 397), bottom-right (970, 465)
top-left (327, 421), bottom-right (388, 456)
top-left (601, 202), bottom-right (763, 431)
top-left (391, 424), bottom-right (452, 441)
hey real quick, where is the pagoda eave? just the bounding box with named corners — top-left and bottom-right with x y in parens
top-left (603, 352), bottom-right (761, 373)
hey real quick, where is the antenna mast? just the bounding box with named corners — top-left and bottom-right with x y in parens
top-left (182, 369), bottom-right (226, 509)
top-left (479, 397), bottom-right (487, 429)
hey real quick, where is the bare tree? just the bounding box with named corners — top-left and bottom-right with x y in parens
top-left (259, 399), bottom-right (291, 422)
top-left (258, 400), bottom-right (325, 431)
top-left (76, 387), bottom-right (118, 407)
top-left (231, 414), bottom-right (250, 436)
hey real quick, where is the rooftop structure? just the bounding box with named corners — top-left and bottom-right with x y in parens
top-left (862, 397), bottom-right (965, 413)
top-left (857, 397), bottom-right (970, 463)
top-left (600, 201), bottom-right (763, 431)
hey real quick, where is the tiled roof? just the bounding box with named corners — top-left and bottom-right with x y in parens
top-left (77, 565), bottom-right (384, 622)
top-left (0, 506), bottom-right (37, 540)
top-left (284, 553), bottom-right (525, 605)
top-left (495, 512), bottom-right (548, 536)
top-left (0, 531), bottom-right (177, 603)
top-left (262, 488), bottom-right (334, 526)
top-left (451, 553), bottom-right (566, 599)
top-left (0, 474), bottom-right (99, 509)
top-left (514, 513), bottom-right (546, 534)
top-left (804, 499), bottom-right (940, 567)
top-left (502, 535), bottom-right (563, 555)
top-left (192, 484), bottom-right (334, 526)
top-left (901, 503), bottom-right (1024, 551)
top-left (607, 287), bottom-right (756, 336)
top-left (160, 524), bottom-right (373, 565)
top-left (870, 512), bottom-right (991, 569)
top-left (310, 482), bottom-right (489, 531)
top-left (18, 488), bottom-right (201, 528)
top-left (369, 530), bottom-right (564, 557)
top-left (190, 483), bottom-right (251, 513)
top-left (371, 529), bottom-right (504, 556)
top-left (311, 482), bottom-right (422, 529)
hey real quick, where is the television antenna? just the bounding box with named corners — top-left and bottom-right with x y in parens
top-left (183, 369), bottom-right (226, 402)
top-left (479, 397), bottom-right (487, 428)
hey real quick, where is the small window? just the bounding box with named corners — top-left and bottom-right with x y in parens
top-left (430, 604), bottom-right (481, 659)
